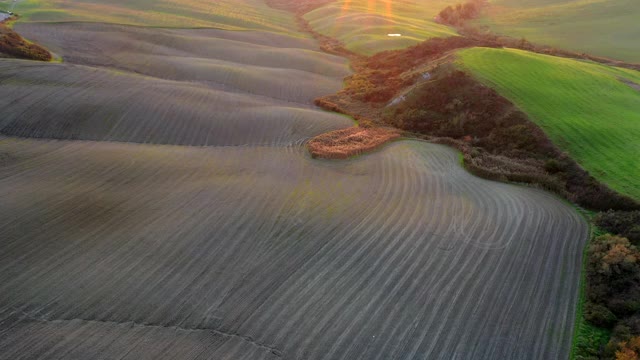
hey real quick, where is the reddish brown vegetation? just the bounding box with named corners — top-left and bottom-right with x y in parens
top-left (265, 0), bottom-right (332, 14)
top-left (596, 211), bottom-right (640, 245)
top-left (348, 37), bottom-right (495, 103)
top-left (307, 127), bottom-right (401, 159)
top-left (585, 234), bottom-right (640, 359)
top-left (313, 98), bottom-right (378, 127)
top-left (266, 0), bottom-right (361, 59)
top-left (403, 67), bottom-right (637, 211)
top-left (267, 0), bottom-right (639, 211)
top-left (315, 40), bottom-right (639, 210)
top-left (296, 13), bottom-right (360, 60)
top-left (268, 3), bottom-right (640, 358)
top-left (616, 337), bottom-right (640, 360)
top-left (0, 20), bottom-right (52, 61)
top-left (437, 0), bottom-right (486, 26)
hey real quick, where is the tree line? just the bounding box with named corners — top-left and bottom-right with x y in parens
top-left (436, 0), bottom-right (485, 26)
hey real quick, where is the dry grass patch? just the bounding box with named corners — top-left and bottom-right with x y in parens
top-left (307, 127), bottom-right (400, 159)
top-left (266, 0), bottom-right (332, 13)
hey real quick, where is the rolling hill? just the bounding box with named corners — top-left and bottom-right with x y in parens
top-left (0, 137), bottom-right (587, 359)
top-left (459, 47), bottom-right (640, 200)
top-left (475, 0), bottom-right (640, 62)
top-left (0, 20), bottom-right (353, 146)
top-left (304, 0), bottom-right (459, 55)
top-left (0, 0), bottom-right (594, 359)
top-left (1, 0), bottom-right (297, 32)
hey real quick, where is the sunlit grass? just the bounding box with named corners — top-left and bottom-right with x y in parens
top-left (460, 47), bottom-right (640, 200)
top-left (475, 0), bottom-right (640, 62)
top-left (2, 0), bottom-right (298, 33)
top-left (305, 0), bottom-right (459, 55)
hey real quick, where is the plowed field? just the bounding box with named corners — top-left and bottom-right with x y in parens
top-left (0, 2), bottom-right (589, 359)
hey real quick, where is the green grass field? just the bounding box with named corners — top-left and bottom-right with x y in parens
top-left (459, 47), bottom-right (640, 200)
top-left (304, 0), bottom-right (458, 55)
top-left (475, 0), bottom-right (640, 63)
top-left (0, 0), bottom-right (297, 32)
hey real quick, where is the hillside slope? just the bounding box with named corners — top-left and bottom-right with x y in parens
top-left (0, 0), bottom-right (592, 359)
top-left (459, 47), bottom-right (640, 200)
top-left (476, 0), bottom-right (640, 62)
top-left (0, 138), bottom-right (587, 359)
top-left (1, 0), bottom-right (297, 32)
top-left (304, 0), bottom-right (459, 55)
top-left (0, 21), bottom-right (353, 146)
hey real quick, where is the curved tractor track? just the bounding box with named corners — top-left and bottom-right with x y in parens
top-left (0, 9), bottom-right (587, 360)
top-left (0, 139), bottom-right (586, 360)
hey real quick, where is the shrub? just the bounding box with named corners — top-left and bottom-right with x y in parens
top-left (437, 0), bottom-right (484, 26)
top-left (0, 22), bottom-right (52, 61)
top-left (615, 336), bottom-right (640, 360)
top-left (544, 159), bottom-right (563, 174)
top-left (586, 234), bottom-right (640, 337)
top-left (595, 211), bottom-right (640, 244)
top-left (565, 166), bottom-right (640, 211)
top-left (586, 302), bottom-right (618, 328)
top-left (588, 234), bottom-right (638, 278)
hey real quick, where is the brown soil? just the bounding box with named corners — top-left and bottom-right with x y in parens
top-left (307, 127), bottom-right (401, 159)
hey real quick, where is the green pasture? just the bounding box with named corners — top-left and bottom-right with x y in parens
top-left (459, 47), bottom-right (640, 200)
top-left (475, 0), bottom-right (640, 62)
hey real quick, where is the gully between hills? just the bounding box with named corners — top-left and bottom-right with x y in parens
top-left (267, 0), bottom-right (640, 214)
top-left (267, 2), bottom-right (640, 357)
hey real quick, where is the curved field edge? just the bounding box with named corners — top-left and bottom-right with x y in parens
top-left (302, 0), bottom-right (459, 56)
top-left (0, 17), bottom-right (52, 61)
top-left (0, 2), bottom-right (596, 358)
top-left (13, 22), bottom-right (351, 80)
top-left (458, 47), bottom-right (640, 201)
top-left (474, 0), bottom-right (640, 63)
top-left (304, 36), bottom-right (626, 357)
top-left (0, 136), bottom-right (589, 359)
top-left (300, 6), bottom-right (637, 353)
top-left (570, 214), bottom-right (611, 360)
top-left (2, 0), bottom-right (301, 34)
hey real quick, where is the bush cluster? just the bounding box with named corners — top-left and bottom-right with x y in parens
top-left (321, 1), bottom-right (640, 355)
top-left (458, 24), bottom-right (640, 72)
top-left (585, 234), bottom-right (640, 358)
top-left (385, 67), bottom-right (548, 152)
top-left (616, 337), bottom-right (640, 360)
top-left (595, 211), bottom-right (640, 245)
top-left (344, 36), bottom-right (497, 103)
top-left (0, 22), bottom-right (51, 61)
top-left (437, 0), bottom-right (485, 26)
top-left (347, 38), bottom-right (640, 212)
top-left (380, 64), bottom-right (639, 211)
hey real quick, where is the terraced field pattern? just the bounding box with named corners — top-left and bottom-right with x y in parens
top-left (0, 1), bottom-right (589, 359)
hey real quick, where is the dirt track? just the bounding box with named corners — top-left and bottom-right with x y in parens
top-left (0, 15), bottom-right (588, 360)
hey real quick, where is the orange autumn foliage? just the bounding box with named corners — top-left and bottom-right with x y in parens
top-left (617, 336), bottom-right (640, 360)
